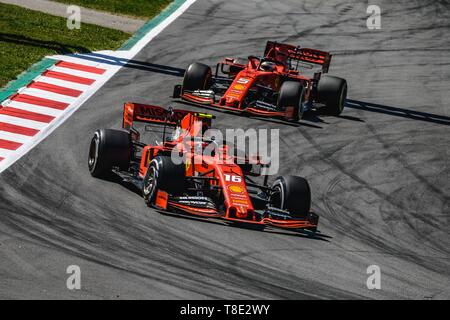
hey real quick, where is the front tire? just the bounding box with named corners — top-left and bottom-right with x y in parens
top-left (142, 156), bottom-right (186, 206)
top-left (317, 75), bottom-right (347, 116)
top-left (270, 176), bottom-right (311, 218)
top-left (182, 62), bottom-right (212, 93)
top-left (88, 129), bottom-right (131, 178)
top-left (277, 81), bottom-right (305, 121)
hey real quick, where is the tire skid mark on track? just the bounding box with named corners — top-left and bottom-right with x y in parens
top-left (365, 122), bottom-right (449, 204)
top-left (363, 122), bottom-right (450, 257)
top-left (289, 124), bottom-right (450, 276)
top-left (226, 247), bottom-right (366, 299)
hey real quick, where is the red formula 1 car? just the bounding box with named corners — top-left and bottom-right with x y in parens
top-left (173, 41), bottom-right (347, 120)
top-left (88, 103), bottom-right (318, 231)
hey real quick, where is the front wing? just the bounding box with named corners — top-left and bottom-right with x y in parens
top-left (155, 190), bottom-right (319, 231)
top-left (180, 92), bottom-right (296, 120)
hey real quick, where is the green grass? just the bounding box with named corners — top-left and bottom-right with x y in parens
top-left (53, 0), bottom-right (173, 19)
top-left (0, 3), bottom-right (131, 88)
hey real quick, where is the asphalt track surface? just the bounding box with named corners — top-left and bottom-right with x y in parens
top-left (1, 0), bottom-right (449, 299)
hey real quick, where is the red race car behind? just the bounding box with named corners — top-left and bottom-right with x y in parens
top-left (88, 103), bottom-right (319, 232)
top-left (174, 41), bottom-right (347, 121)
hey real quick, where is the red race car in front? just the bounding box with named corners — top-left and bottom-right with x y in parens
top-left (88, 103), bottom-right (319, 232)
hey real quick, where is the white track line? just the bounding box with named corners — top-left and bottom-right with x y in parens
top-left (129, 0), bottom-right (198, 56)
top-left (18, 88), bottom-right (77, 103)
top-left (0, 114), bottom-right (48, 130)
top-left (49, 66), bottom-right (102, 80)
top-left (35, 76), bottom-right (90, 92)
top-left (52, 54), bottom-right (121, 68)
top-left (5, 100), bottom-right (63, 117)
top-left (0, 149), bottom-right (14, 158)
top-left (54, 56), bottom-right (110, 68)
top-left (0, 131), bottom-right (31, 144)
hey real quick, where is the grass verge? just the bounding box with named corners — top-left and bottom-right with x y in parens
top-left (0, 2), bottom-right (131, 88)
top-left (52, 0), bottom-right (173, 19)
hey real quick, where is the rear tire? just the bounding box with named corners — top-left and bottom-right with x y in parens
top-left (317, 75), bottom-right (347, 116)
top-left (88, 129), bottom-right (131, 178)
top-left (142, 156), bottom-right (186, 206)
top-left (270, 176), bottom-right (311, 218)
top-left (182, 62), bottom-right (212, 92)
top-left (277, 81), bottom-right (305, 121)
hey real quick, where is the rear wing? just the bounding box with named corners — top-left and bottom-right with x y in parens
top-left (122, 102), bottom-right (191, 130)
top-left (264, 41), bottom-right (332, 73)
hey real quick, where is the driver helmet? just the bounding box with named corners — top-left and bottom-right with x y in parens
top-left (260, 61), bottom-right (277, 72)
